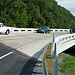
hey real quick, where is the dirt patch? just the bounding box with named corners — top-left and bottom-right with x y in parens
top-left (45, 43), bottom-right (53, 74)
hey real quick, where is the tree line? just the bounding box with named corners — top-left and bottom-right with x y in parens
top-left (0, 0), bottom-right (75, 28)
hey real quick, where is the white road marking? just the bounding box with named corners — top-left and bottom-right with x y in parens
top-left (17, 42), bottom-right (33, 50)
top-left (0, 51), bottom-right (13, 60)
top-left (17, 44), bottom-right (28, 50)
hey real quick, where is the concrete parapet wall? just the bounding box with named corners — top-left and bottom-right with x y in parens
top-left (55, 34), bottom-right (75, 55)
top-left (11, 28), bottom-right (70, 32)
top-left (51, 29), bottom-right (70, 32)
top-left (12, 28), bottom-right (37, 32)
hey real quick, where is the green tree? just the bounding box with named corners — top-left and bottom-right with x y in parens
top-left (0, 0), bottom-right (75, 28)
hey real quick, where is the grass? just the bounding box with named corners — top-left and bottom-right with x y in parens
top-left (59, 56), bottom-right (75, 75)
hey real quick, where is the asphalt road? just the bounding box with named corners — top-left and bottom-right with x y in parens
top-left (0, 43), bottom-right (43, 75)
top-left (0, 32), bottom-right (69, 75)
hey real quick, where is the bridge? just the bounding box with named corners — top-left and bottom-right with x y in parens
top-left (0, 28), bottom-right (75, 75)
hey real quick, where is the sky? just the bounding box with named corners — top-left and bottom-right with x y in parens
top-left (55, 0), bottom-right (75, 16)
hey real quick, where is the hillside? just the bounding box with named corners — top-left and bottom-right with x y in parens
top-left (0, 0), bottom-right (75, 28)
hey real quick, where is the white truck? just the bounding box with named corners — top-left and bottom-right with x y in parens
top-left (0, 23), bottom-right (12, 35)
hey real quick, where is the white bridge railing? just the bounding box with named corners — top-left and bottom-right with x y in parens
top-left (55, 34), bottom-right (75, 55)
top-left (11, 28), bottom-right (37, 32)
top-left (43, 33), bottom-right (75, 75)
top-left (11, 28), bottom-right (70, 32)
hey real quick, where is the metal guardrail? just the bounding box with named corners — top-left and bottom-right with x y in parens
top-left (42, 34), bottom-right (58, 75)
top-left (42, 44), bottom-right (49, 75)
top-left (51, 34), bottom-right (58, 75)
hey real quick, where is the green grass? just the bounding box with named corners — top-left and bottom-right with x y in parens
top-left (59, 56), bottom-right (75, 75)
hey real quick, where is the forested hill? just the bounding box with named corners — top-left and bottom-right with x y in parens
top-left (0, 0), bottom-right (75, 28)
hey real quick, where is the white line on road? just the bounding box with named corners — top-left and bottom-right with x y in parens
top-left (0, 51), bottom-right (14, 60)
top-left (17, 43), bottom-right (31, 50)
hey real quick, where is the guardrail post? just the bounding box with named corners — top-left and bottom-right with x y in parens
top-left (53, 59), bottom-right (58, 75)
top-left (51, 34), bottom-right (58, 75)
top-left (51, 34), bottom-right (55, 59)
top-left (53, 34), bottom-right (55, 43)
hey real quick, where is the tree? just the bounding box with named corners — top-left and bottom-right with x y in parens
top-left (0, 0), bottom-right (28, 27)
top-left (0, 0), bottom-right (75, 28)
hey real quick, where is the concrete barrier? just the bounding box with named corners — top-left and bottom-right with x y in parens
top-left (12, 28), bottom-right (37, 32)
top-left (51, 29), bottom-right (70, 32)
top-left (11, 28), bottom-right (70, 32)
top-left (55, 34), bottom-right (75, 55)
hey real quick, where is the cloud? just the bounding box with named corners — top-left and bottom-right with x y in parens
top-left (56, 0), bottom-right (75, 16)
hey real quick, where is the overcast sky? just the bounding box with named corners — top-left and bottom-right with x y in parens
top-left (55, 0), bottom-right (75, 16)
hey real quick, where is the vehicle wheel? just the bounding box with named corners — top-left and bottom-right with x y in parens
top-left (44, 31), bottom-right (46, 33)
top-left (49, 31), bottom-right (51, 33)
top-left (37, 31), bottom-right (38, 33)
top-left (5, 30), bottom-right (10, 35)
